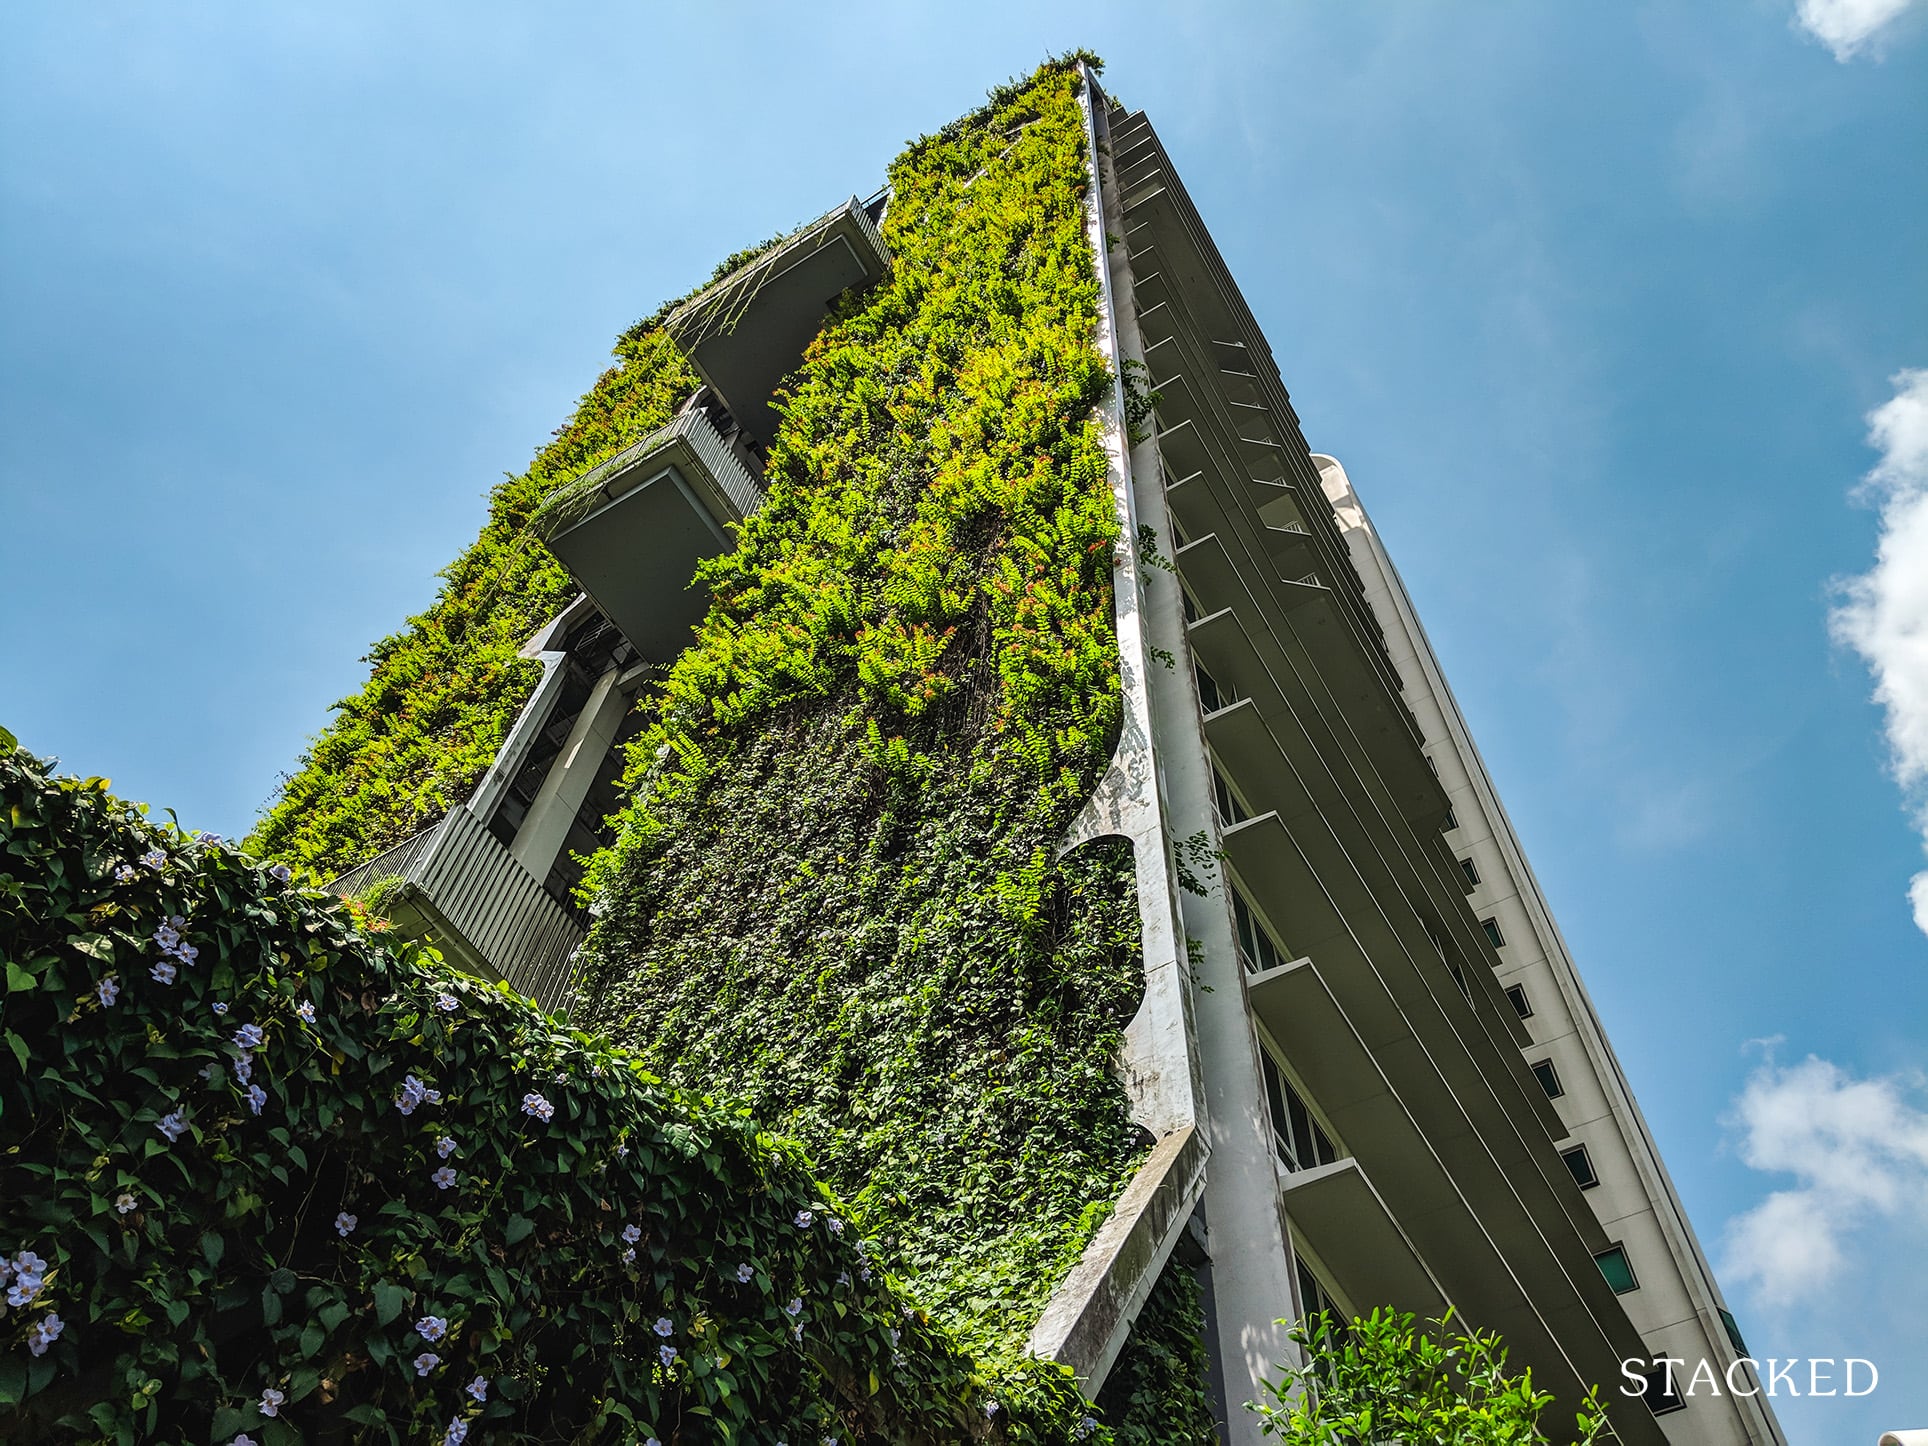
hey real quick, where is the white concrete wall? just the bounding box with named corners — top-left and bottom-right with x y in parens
top-left (1314, 453), bottom-right (1784, 1446)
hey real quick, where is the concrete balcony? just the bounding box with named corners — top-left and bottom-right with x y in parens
top-left (665, 195), bottom-right (890, 450)
top-left (330, 805), bottom-right (582, 1012)
top-left (1277, 1156), bottom-right (1449, 1324)
top-left (530, 408), bottom-right (765, 661)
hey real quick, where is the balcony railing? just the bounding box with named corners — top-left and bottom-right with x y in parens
top-left (330, 806), bottom-right (583, 1012)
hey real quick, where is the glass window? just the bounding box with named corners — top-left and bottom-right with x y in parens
top-left (1561, 1144), bottom-right (1599, 1190)
top-left (1441, 805), bottom-right (1459, 831)
top-left (1195, 662), bottom-right (1225, 715)
top-left (1263, 1051), bottom-right (1337, 1172)
top-left (1639, 1362), bottom-right (1685, 1415)
top-left (1506, 985), bottom-right (1532, 1018)
top-left (1213, 765), bottom-right (1248, 828)
top-left (1232, 887), bottom-right (1285, 975)
top-left (1459, 857), bottom-right (1480, 888)
top-left (1532, 1060), bottom-right (1564, 1099)
top-left (1595, 1245), bottom-right (1638, 1295)
top-left (1718, 1306), bottom-right (1748, 1357)
top-left (1481, 916), bottom-right (1505, 949)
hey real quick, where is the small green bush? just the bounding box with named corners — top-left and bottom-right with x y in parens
top-left (0, 746), bottom-right (1110, 1444)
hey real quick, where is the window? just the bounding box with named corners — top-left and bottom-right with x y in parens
top-left (1232, 887), bottom-right (1286, 975)
top-left (1561, 1144), bottom-right (1599, 1190)
top-left (1212, 765), bottom-right (1248, 828)
top-left (1594, 1245), bottom-right (1639, 1295)
top-left (1181, 585), bottom-right (1199, 624)
top-left (1441, 805), bottom-right (1459, 831)
top-left (1296, 1256), bottom-right (1347, 1340)
top-left (1637, 1362), bottom-right (1685, 1415)
top-left (1531, 1060), bottom-right (1564, 1099)
top-left (1505, 985), bottom-right (1532, 1018)
top-left (1718, 1307), bottom-right (1749, 1357)
top-left (1195, 661), bottom-right (1226, 715)
top-left (1458, 857), bottom-right (1481, 889)
top-left (1263, 1051), bottom-right (1337, 1172)
top-left (1480, 917), bottom-right (1505, 949)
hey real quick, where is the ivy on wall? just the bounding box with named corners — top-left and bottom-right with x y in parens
top-left (240, 49), bottom-right (1221, 1438)
top-left (573, 53), bottom-right (1187, 1407)
top-left (0, 747), bottom-right (1122, 1443)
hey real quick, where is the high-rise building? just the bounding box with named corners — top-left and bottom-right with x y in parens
top-left (276, 60), bottom-right (1780, 1444)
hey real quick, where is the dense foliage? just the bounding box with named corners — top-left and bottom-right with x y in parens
top-left (0, 744), bottom-right (1123, 1443)
top-left (575, 58), bottom-right (1145, 1362)
top-left (1251, 1308), bottom-right (1608, 1445)
top-left (1091, 1267), bottom-right (1216, 1443)
top-left (245, 329), bottom-right (699, 883)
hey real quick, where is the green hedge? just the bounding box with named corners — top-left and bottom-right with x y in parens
top-left (0, 746), bottom-right (1113, 1444)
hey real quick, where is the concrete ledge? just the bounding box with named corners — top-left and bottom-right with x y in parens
top-left (1027, 1124), bottom-right (1210, 1392)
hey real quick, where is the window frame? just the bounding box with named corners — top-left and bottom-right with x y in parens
top-left (1560, 1143), bottom-right (1599, 1190)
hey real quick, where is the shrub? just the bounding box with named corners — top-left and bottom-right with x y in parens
top-left (0, 743), bottom-right (1108, 1444)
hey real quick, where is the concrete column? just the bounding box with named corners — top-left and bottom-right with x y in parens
top-left (509, 664), bottom-right (627, 881)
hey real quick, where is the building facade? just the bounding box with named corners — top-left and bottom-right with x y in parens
top-left (317, 65), bottom-right (1779, 1444)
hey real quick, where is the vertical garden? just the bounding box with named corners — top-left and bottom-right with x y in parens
top-left (229, 54), bottom-right (1217, 1442)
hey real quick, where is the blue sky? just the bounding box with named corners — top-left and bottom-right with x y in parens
top-left (2, 3), bottom-right (1923, 1438)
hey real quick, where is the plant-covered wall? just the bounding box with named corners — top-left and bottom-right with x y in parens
top-left (241, 50), bottom-right (1219, 1438)
top-left (243, 324), bottom-right (700, 885)
top-left (1, 747), bottom-right (1119, 1443)
top-left (575, 51), bottom-right (1157, 1379)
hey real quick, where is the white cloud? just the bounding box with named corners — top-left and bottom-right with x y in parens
top-left (1829, 368), bottom-right (1928, 936)
top-left (1794, 0), bottom-right (1922, 60)
top-left (1721, 1055), bottom-right (1928, 1306)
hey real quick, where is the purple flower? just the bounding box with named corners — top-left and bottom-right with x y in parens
top-left (436, 1136), bottom-right (457, 1159)
top-left (173, 942), bottom-right (198, 967)
top-left (97, 976), bottom-right (119, 1007)
top-left (826, 1216), bottom-right (844, 1236)
top-left (465, 1375), bottom-right (488, 1402)
top-left (232, 1024), bottom-right (265, 1050)
top-left (335, 1212), bottom-right (357, 1237)
top-left (114, 863), bottom-right (137, 884)
top-left (785, 1297), bottom-right (802, 1317)
top-left (197, 832), bottom-right (224, 849)
top-left (735, 1262), bottom-right (754, 1283)
top-left (984, 1399), bottom-right (1001, 1419)
top-left (150, 959), bottom-right (177, 985)
top-left (245, 1084), bottom-right (267, 1116)
top-left (415, 1315), bottom-right (448, 1342)
top-left (157, 1109), bottom-right (187, 1143)
top-left (653, 1316), bottom-right (673, 1337)
top-left (620, 1224), bottom-right (641, 1244)
top-left (396, 1075), bottom-right (431, 1115)
top-left (794, 1209), bottom-right (814, 1228)
top-left (657, 1343), bottom-right (677, 1367)
top-left (234, 1435), bottom-right (259, 1446)
top-left (212, 1000), bottom-right (229, 1016)
top-left (295, 1000), bottom-right (315, 1024)
top-left (154, 923), bottom-right (181, 950)
top-left (413, 1352), bottom-right (440, 1376)
top-left (115, 1192), bottom-right (137, 1215)
top-left (444, 1420), bottom-right (468, 1446)
top-left (269, 863), bottom-right (292, 885)
top-left (233, 1055), bottom-right (253, 1084)
top-left (26, 1313), bottom-right (63, 1357)
top-left (6, 1251), bottom-right (48, 1308)
top-left (432, 1166), bottom-right (457, 1190)
top-left (620, 1247), bottom-right (636, 1265)
top-left (259, 1387), bottom-right (285, 1417)
top-left (435, 993), bottom-right (458, 1013)
top-left (140, 848), bottom-right (166, 870)
top-left (520, 1092), bottom-right (554, 1122)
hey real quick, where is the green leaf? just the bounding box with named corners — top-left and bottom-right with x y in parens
top-left (67, 932), bottom-right (114, 962)
top-left (373, 1281), bottom-right (407, 1325)
top-left (5, 961), bottom-right (34, 993)
top-left (504, 1215), bottom-right (535, 1245)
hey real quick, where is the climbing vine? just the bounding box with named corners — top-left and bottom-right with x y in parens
top-left (575, 54), bottom-right (1150, 1378)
